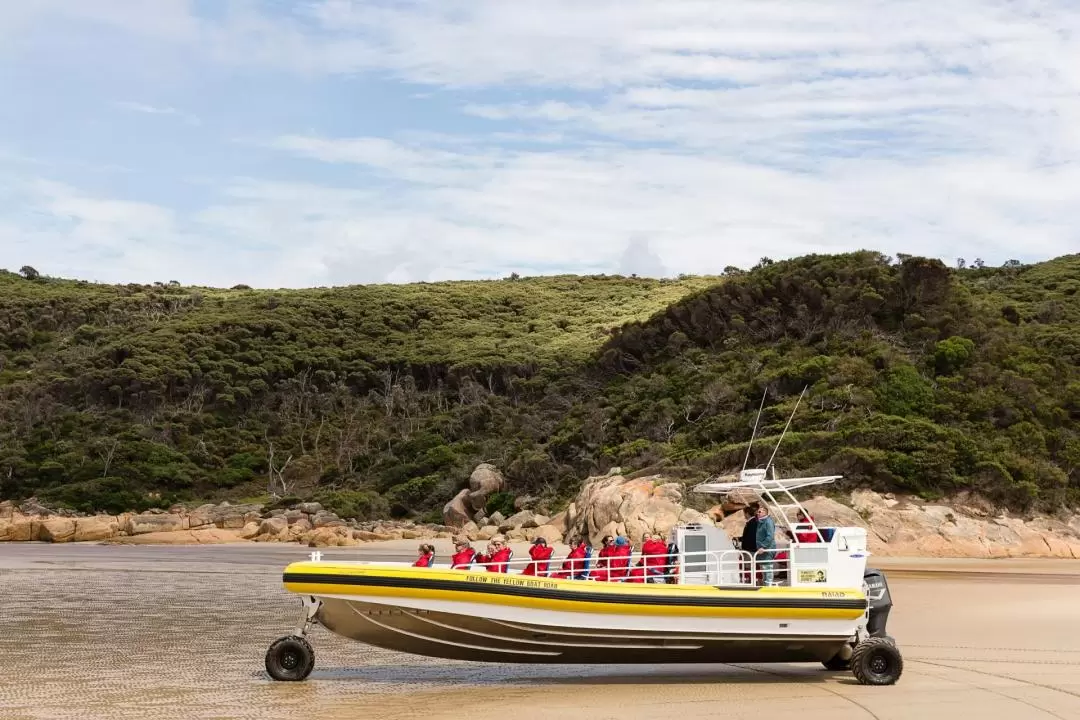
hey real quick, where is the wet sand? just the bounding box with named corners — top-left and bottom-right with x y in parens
top-left (1, 544), bottom-right (1078, 720)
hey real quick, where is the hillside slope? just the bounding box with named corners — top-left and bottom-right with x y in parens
top-left (0, 253), bottom-right (1076, 517)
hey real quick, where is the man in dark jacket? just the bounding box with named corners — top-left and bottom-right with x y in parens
top-left (740, 503), bottom-right (759, 583)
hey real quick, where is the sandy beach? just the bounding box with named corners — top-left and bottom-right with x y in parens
top-left (1, 543), bottom-right (1078, 720)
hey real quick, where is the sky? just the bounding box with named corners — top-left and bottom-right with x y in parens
top-left (1, 1), bottom-right (1079, 288)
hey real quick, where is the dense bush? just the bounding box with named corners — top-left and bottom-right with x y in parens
top-left (0, 251), bottom-right (1077, 515)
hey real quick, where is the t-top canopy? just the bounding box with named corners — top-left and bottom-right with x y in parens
top-left (692, 469), bottom-right (841, 496)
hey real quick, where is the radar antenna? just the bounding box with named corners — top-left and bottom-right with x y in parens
top-left (741, 387), bottom-right (768, 472)
top-left (763, 385), bottom-right (807, 475)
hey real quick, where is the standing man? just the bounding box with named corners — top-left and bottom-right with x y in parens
top-left (754, 505), bottom-right (777, 586)
top-left (740, 503), bottom-right (759, 583)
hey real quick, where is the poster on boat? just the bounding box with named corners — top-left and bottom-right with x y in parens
top-left (798, 568), bottom-right (828, 583)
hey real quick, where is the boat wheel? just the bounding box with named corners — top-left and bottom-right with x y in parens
top-left (850, 636), bottom-right (903, 686)
top-left (265, 635), bottom-right (315, 681)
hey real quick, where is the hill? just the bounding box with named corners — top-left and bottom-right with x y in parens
top-left (0, 253), bottom-right (1076, 518)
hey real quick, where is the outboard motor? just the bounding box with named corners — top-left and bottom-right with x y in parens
top-left (862, 568), bottom-right (892, 637)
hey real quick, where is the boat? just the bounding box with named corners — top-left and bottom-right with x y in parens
top-left (264, 465), bottom-right (903, 686)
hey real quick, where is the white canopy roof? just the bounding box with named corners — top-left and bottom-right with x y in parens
top-left (692, 474), bottom-right (841, 495)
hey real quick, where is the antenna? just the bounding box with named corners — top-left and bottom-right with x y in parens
top-left (764, 385), bottom-right (807, 474)
top-left (741, 387), bottom-right (768, 471)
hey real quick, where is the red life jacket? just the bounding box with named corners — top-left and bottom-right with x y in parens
top-left (477, 546), bottom-right (512, 573)
top-left (412, 552), bottom-right (434, 568)
top-left (522, 544), bottom-right (554, 576)
top-left (551, 543), bottom-right (587, 579)
top-left (451, 548), bottom-right (476, 569)
top-left (795, 514), bottom-right (822, 543)
top-left (590, 544), bottom-right (617, 581)
top-left (642, 539), bottom-right (668, 570)
top-left (610, 543), bottom-right (632, 578)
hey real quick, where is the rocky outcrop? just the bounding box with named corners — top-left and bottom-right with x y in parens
top-left (443, 463), bottom-right (507, 527)
top-left (565, 473), bottom-right (713, 547)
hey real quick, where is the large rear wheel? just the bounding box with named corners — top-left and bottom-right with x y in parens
top-left (851, 636), bottom-right (903, 686)
top-left (265, 635), bottom-right (315, 681)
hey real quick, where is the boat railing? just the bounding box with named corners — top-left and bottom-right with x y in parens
top-left (437, 548), bottom-right (804, 587)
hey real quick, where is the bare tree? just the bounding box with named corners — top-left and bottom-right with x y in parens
top-left (265, 435), bottom-right (294, 497)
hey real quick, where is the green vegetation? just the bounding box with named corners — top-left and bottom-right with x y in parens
top-left (1, 252), bottom-right (1077, 518)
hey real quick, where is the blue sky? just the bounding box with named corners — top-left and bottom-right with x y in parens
top-left (1, 1), bottom-right (1078, 288)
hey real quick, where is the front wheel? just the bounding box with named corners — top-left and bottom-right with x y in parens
top-left (265, 635), bottom-right (315, 681)
top-left (851, 637), bottom-right (903, 686)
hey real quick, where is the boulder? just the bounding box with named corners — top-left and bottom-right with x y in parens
top-left (477, 525), bottom-right (500, 540)
top-left (239, 522), bottom-right (261, 540)
top-left (312, 511), bottom-right (346, 528)
top-left (523, 514), bottom-right (549, 529)
top-left (443, 488), bottom-right (472, 528)
top-left (127, 513), bottom-right (185, 535)
top-left (2, 514), bottom-right (34, 542)
top-left (489, 511), bottom-right (506, 526)
top-left (530, 525), bottom-right (563, 544)
top-left (0, 500), bottom-right (14, 519)
top-left (73, 516), bottom-right (120, 542)
top-left (547, 510), bottom-right (568, 535)
top-left (38, 517), bottom-right (76, 542)
top-left (259, 517), bottom-right (289, 536)
top-left (469, 463), bottom-right (506, 495)
top-left (465, 463), bottom-right (505, 512)
top-left (297, 502), bottom-right (324, 515)
top-left (566, 473), bottom-right (702, 546)
top-left (499, 510), bottom-right (535, 532)
top-left (284, 509), bottom-right (306, 524)
top-left (460, 521), bottom-right (481, 541)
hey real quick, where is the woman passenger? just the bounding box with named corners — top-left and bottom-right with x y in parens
top-left (412, 543), bottom-right (435, 568)
top-left (450, 539), bottom-right (477, 569)
top-left (521, 537), bottom-right (554, 576)
top-left (476, 536), bottom-right (512, 573)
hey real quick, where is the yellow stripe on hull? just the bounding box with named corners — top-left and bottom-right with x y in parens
top-left (282, 562), bottom-right (867, 621)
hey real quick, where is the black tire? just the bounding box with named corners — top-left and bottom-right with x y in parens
top-left (265, 635), bottom-right (315, 681)
top-left (822, 654), bottom-right (851, 671)
top-left (851, 637), bottom-right (903, 686)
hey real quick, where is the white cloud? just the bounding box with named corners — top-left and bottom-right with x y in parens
top-left (2, 0), bottom-right (1079, 286)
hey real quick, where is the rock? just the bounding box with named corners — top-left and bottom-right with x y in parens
top-left (443, 488), bottom-right (472, 528)
top-left (531, 524), bottom-right (563, 544)
top-left (284, 509), bottom-right (306, 524)
top-left (506, 527), bottom-right (528, 542)
top-left (461, 521), bottom-right (480, 540)
top-left (38, 517), bottom-right (76, 542)
top-left (499, 510), bottom-right (534, 532)
top-left (73, 516), bottom-right (119, 542)
top-left (547, 510), bottom-right (568, 535)
top-left (105, 528), bottom-right (245, 545)
top-left (20, 498), bottom-right (54, 517)
top-left (313, 511), bottom-right (346, 528)
top-left (126, 513), bottom-right (186, 535)
top-left (567, 473), bottom-right (703, 546)
top-left (297, 502), bottom-right (324, 515)
top-left (259, 517), bottom-right (288, 536)
top-left (239, 522), bottom-right (261, 540)
top-left (477, 525), bottom-right (500, 540)
top-left (1, 513), bottom-right (34, 542)
top-left (354, 530), bottom-right (394, 541)
top-left (489, 511), bottom-right (506, 526)
top-left (469, 463), bottom-right (506, 495)
top-left (513, 495), bottom-right (537, 511)
top-left (0, 500), bottom-right (14, 519)
top-left (291, 518), bottom-right (312, 534)
top-left (523, 514), bottom-right (549, 529)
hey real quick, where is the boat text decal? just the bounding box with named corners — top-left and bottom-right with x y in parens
top-left (465, 574), bottom-right (559, 590)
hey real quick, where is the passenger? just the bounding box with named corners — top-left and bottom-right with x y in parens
top-left (521, 537), bottom-right (554, 576)
top-left (450, 539), bottom-right (477, 569)
top-left (610, 536), bottom-right (633, 580)
top-left (476, 537), bottom-right (512, 573)
top-left (774, 529), bottom-right (792, 584)
top-left (551, 537), bottom-right (589, 579)
top-left (794, 510), bottom-right (823, 543)
top-left (642, 532), bottom-right (668, 583)
top-left (412, 543), bottom-right (435, 568)
top-left (589, 535), bottom-right (616, 581)
top-left (740, 504), bottom-right (759, 583)
top-left (754, 505), bottom-right (777, 585)
top-left (664, 537), bottom-right (680, 584)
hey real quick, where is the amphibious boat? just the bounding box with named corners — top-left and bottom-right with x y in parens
top-left (265, 468), bottom-right (903, 686)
